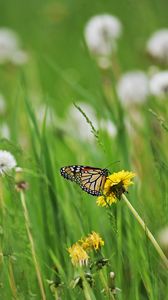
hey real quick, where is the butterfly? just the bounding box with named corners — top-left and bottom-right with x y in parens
top-left (60, 165), bottom-right (109, 196)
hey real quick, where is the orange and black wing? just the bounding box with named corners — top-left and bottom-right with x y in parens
top-left (60, 165), bottom-right (82, 184)
top-left (60, 165), bottom-right (108, 196)
top-left (79, 167), bottom-right (108, 196)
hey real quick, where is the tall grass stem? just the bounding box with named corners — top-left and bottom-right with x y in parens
top-left (99, 270), bottom-right (115, 300)
top-left (8, 257), bottom-right (18, 299)
top-left (122, 194), bottom-right (168, 270)
top-left (20, 191), bottom-right (46, 300)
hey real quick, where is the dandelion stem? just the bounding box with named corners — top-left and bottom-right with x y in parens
top-left (0, 178), bottom-right (5, 214)
top-left (54, 288), bottom-right (61, 300)
top-left (99, 270), bottom-right (115, 300)
top-left (122, 194), bottom-right (168, 270)
top-left (8, 257), bottom-right (18, 299)
top-left (20, 191), bottom-right (46, 300)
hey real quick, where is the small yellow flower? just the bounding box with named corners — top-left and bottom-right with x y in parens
top-left (97, 170), bottom-right (135, 207)
top-left (80, 231), bottom-right (104, 251)
top-left (68, 243), bottom-right (89, 266)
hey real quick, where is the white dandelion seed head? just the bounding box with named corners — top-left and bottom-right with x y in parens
top-left (149, 71), bottom-right (168, 98)
top-left (0, 27), bottom-right (27, 65)
top-left (147, 29), bottom-right (168, 64)
top-left (117, 71), bottom-right (149, 107)
top-left (100, 119), bottom-right (117, 137)
top-left (0, 150), bottom-right (17, 175)
top-left (0, 94), bottom-right (7, 115)
top-left (65, 102), bottom-right (98, 142)
top-left (84, 14), bottom-right (122, 57)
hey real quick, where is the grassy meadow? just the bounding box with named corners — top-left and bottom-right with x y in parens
top-left (0, 0), bottom-right (168, 299)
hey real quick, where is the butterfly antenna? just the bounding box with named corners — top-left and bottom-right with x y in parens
top-left (105, 161), bottom-right (120, 170)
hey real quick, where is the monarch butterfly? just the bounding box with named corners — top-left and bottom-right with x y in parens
top-left (60, 165), bottom-right (108, 196)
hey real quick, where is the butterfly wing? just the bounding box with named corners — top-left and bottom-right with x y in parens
top-left (60, 165), bottom-right (108, 196)
top-left (60, 166), bottom-right (82, 184)
top-left (79, 167), bottom-right (108, 196)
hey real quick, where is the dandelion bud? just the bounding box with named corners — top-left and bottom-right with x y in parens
top-left (15, 167), bottom-right (29, 192)
top-left (158, 226), bottom-right (168, 251)
top-left (15, 180), bottom-right (29, 192)
top-left (108, 271), bottom-right (115, 291)
top-left (109, 271), bottom-right (115, 279)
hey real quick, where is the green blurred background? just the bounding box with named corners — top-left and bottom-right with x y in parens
top-left (1, 0), bottom-right (168, 112)
top-left (0, 0), bottom-right (168, 299)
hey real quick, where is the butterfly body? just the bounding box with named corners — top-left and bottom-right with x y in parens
top-left (60, 165), bottom-right (108, 196)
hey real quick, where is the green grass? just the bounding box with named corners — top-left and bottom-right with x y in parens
top-left (0, 0), bottom-right (168, 299)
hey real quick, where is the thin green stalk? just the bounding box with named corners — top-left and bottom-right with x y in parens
top-left (82, 280), bottom-right (94, 300)
top-left (116, 204), bottom-right (122, 287)
top-left (8, 257), bottom-right (18, 300)
top-left (99, 270), bottom-right (116, 300)
top-left (0, 178), bottom-right (5, 214)
top-left (122, 194), bottom-right (168, 270)
top-left (20, 191), bottom-right (46, 300)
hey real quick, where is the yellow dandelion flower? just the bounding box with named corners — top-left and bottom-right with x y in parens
top-left (97, 170), bottom-right (135, 207)
top-left (80, 231), bottom-right (104, 251)
top-left (68, 243), bottom-right (89, 266)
